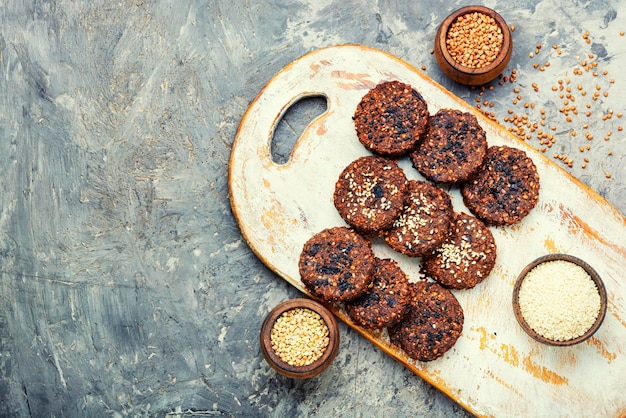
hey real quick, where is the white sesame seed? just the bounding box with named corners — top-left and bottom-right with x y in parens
top-left (518, 260), bottom-right (601, 341)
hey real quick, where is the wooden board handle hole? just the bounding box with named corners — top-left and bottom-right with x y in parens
top-left (271, 95), bottom-right (328, 165)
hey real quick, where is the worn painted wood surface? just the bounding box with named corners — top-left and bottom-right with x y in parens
top-left (229, 45), bottom-right (626, 417)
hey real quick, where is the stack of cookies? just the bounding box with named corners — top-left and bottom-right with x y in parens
top-left (298, 80), bottom-right (540, 362)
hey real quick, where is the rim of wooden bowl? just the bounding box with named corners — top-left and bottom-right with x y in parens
top-left (434, 5), bottom-right (512, 85)
top-left (260, 298), bottom-right (340, 378)
top-left (512, 254), bottom-right (607, 346)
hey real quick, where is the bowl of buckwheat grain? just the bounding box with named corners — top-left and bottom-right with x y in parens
top-left (512, 254), bottom-right (608, 346)
top-left (434, 5), bottom-right (513, 85)
top-left (260, 298), bottom-right (340, 378)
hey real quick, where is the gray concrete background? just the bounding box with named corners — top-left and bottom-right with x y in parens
top-left (1, 1), bottom-right (624, 416)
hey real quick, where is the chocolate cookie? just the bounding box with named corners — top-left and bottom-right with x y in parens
top-left (353, 80), bottom-right (429, 157)
top-left (388, 281), bottom-right (464, 362)
top-left (461, 145), bottom-right (540, 226)
top-left (333, 156), bottom-right (408, 232)
top-left (423, 212), bottom-right (497, 290)
top-left (410, 108), bottom-right (487, 184)
top-left (383, 180), bottom-right (454, 258)
top-left (345, 257), bottom-right (411, 329)
top-left (299, 226), bottom-right (375, 302)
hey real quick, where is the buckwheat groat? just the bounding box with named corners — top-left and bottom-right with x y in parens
top-left (345, 257), bottom-right (411, 329)
top-left (353, 80), bottom-right (429, 157)
top-left (388, 281), bottom-right (464, 362)
top-left (299, 226), bottom-right (375, 302)
top-left (333, 156), bottom-right (408, 232)
top-left (383, 180), bottom-right (454, 258)
top-left (410, 108), bottom-right (487, 184)
top-left (461, 145), bottom-right (540, 226)
top-left (423, 212), bottom-right (497, 290)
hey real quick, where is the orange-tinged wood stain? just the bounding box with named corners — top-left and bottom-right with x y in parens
top-left (485, 369), bottom-right (525, 398)
top-left (487, 264), bottom-right (508, 285)
top-left (586, 336), bottom-right (619, 362)
top-left (331, 70), bottom-right (377, 90)
top-left (522, 352), bottom-right (568, 385)
top-left (609, 298), bottom-right (626, 329)
top-left (422, 367), bottom-right (446, 387)
top-left (544, 236), bottom-right (558, 253)
top-left (260, 198), bottom-right (288, 239)
top-left (316, 120), bottom-right (328, 136)
top-left (309, 60), bottom-right (332, 78)
top-left (500, 343), bottom-right (520, 367)
top-left (474, 326), bottom-right (494, 351)
top-left (555, 350), bottom-right (578, 367)
top-left (559, 203), bottom-right (626, 259)
top-left (472, 327), bottom-right (519, 367)
top-left (472, 327), bottom-right (566, 385)
top-left (309, 63), bottom-right (320, 77)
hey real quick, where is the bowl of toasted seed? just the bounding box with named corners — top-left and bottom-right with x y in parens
top-left (512, 254), bottom-right (607, 346)
top-left (260, 298), bottom-right (340, 378)
top-left (434, 5), bottom-right (513, 85)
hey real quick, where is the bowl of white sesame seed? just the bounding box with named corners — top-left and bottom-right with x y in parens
top-left (512, 254), bottom-right (607, 346)
top-left (260, 298), bottom-right (340, 378)
top-left (434, 5), bottom-right (513, 85)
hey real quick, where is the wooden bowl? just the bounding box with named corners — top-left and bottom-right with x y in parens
top-left (260, 298), bottom-right (340, 378)
top-left (512, 254), bottom-right (607, 346)
top-left (434, 6), bottom-right (513, 85)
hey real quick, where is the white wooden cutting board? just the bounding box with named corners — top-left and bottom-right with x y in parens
top-left (228, 44), bottom-right (626, 417)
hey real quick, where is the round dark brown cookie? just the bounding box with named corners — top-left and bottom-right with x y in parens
top-left (461, 145), bottom-right (540, 226)
top-left (388, 281), bottom-right (464, 362)
top-left (410, 108), bottom-right (487, 184)
top-left (333, 156), bottom-right (408, 232)
top-left (383, 180), bottom-right (454, 258)
top-left (423, 212), bottom-right (497, 290)
top-left (353, 80), bottom-right (429, 157)
top-left (299, 226), bottom-right (375, 302)
top-left (345, 257), bottom-right (411, 329)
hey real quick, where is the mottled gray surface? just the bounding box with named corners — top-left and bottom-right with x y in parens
top-left (0, 0), bottom-right (624, 417)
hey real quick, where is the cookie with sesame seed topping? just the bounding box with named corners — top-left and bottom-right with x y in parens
top-left (423, 212), bottom-right (497, 290)
top-left (333, 156), bottom-right (408, 232)
top-left (345, 257), bottom-right (411, 329)
top-left (383, 180), bottom-right (454, 258)
top-left (388, 280), bottom-right (464, 362)
top-left (353, 80), bottom-right (429, 157)
top-left (299, 226), bottom-right (375, 302)
top-left (461, 145), bottom-right (540, 226)
top-left (410, 108), bottom-right (487, 184)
